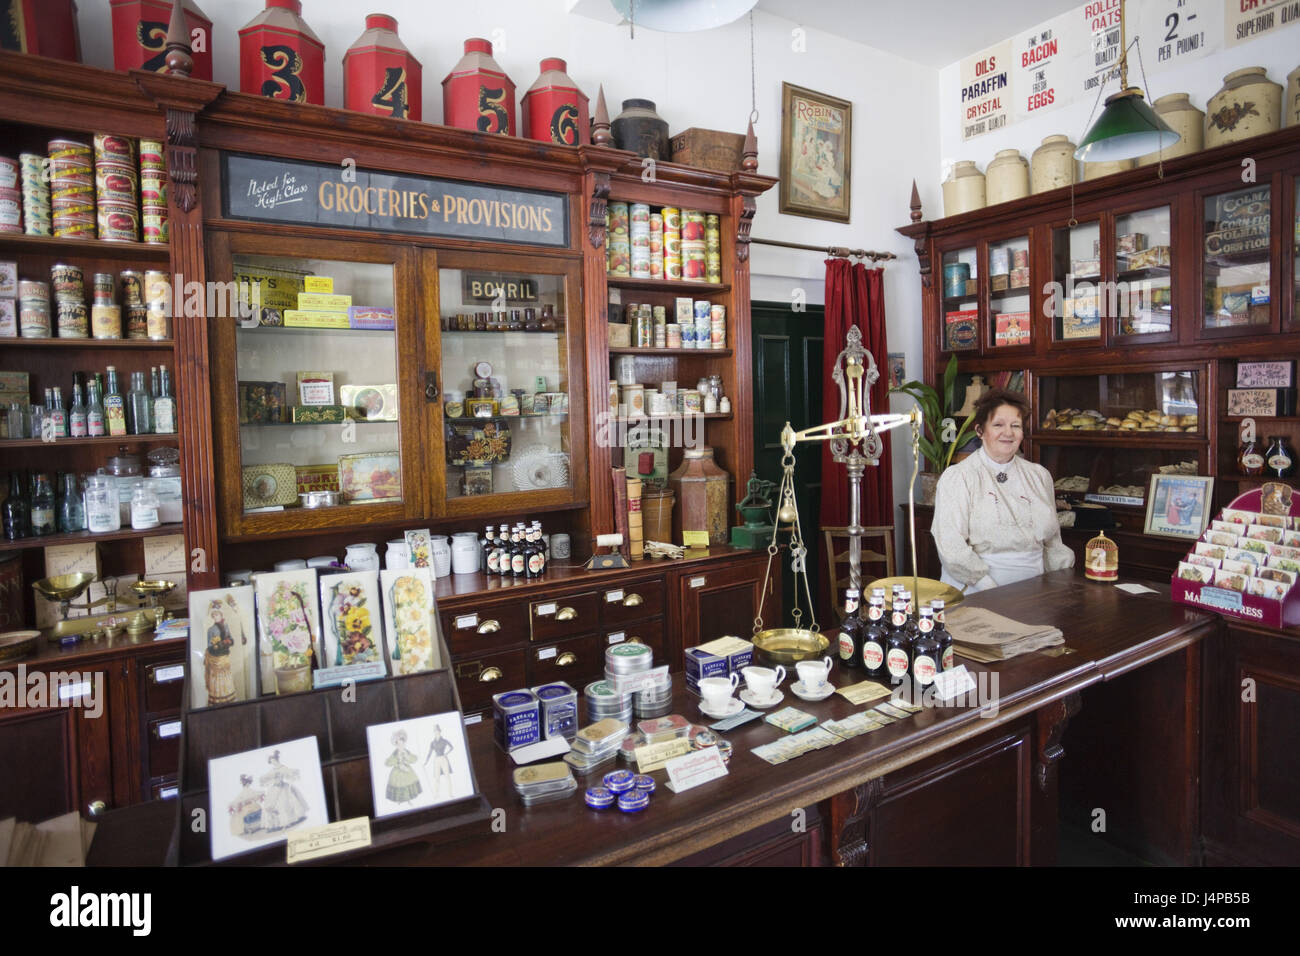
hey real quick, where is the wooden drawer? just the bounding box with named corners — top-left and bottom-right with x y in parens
top-left (452, 648), bottom-right (528, 713)
top-left (527, 633), bottom-right (603, 689)
top-left (599, 579), bottom-right (665, 628)
top-left (530, 591), bottom-right (599, 642)
top-left (604, 617), bottom-right (665, 664)
top-left (441, 601), bottom-right (529, 655)
top-left (147, 715), bottom-right (183, 779)
top-left (144, 659), bottom-right (187, 714)
top-left (152, 779), bottom-right (180, 802)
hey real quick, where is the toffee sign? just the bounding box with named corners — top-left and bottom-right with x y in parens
top-left (221, 153), bottom-right (570, 247)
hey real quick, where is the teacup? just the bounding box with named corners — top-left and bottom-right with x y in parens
top-left (698, 673), bottom-right (740, 710)
top-left (796, 656), bottom-right (833, 690)
top-left (742, 665), bottom-right (786, 700)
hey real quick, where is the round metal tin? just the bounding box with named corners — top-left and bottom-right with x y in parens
top-left (617, 789), bottom-right (650, 813)
top-left (584, 786), bottom-right (615, 809)
top-left (633, 774), bottom-right (655, 793)
top-left (602, 769), bottom-right (635, 793)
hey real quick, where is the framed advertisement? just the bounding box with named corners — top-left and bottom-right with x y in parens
top-left (779, 83), bottom-right (852, 223)
top-left (1144, 474), bottom-right (1215, 540)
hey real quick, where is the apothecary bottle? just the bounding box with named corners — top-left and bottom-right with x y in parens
top-left (85, 471), bottom-right (122, 533)
top-left (57, 472), bottom-right (86, 533)
top-left (127, 371), bottom-right (153, 435)
top-left (3, 472), bottom-right (29, 540)
top-left (1238, 436), bottom-right (1266, 476)
top-left (29, 472), bottom-right (56, 536)
top-left (1265, 436), bottom-right (1295, 478)
top-left (837, 588), bottom-right (863, 668)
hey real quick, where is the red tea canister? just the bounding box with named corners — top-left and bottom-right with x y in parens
top-left (0, 0), bottom-right (81, 61)
top-left (343, 14), bottom-right (422, 121)
top-left (109, 0), bottom-right (214, 81)
top-left (521, 58), bottom-right (589, 146)
top-left (442, 38), bottom-right (516, 136)
top-left (238, 0), bottom-right (325, 105)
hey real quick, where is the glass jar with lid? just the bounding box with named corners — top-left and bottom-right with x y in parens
top-left (130, 480), bottom-right (161, 530)
top-left (85, 471), bottom-right (122, 533)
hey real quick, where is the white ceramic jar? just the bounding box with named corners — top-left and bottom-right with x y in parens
top-left (431, 535), bottom-right (453, 577)
top-left (344, 543), bottom-right (380, 572)
top-left (1030, 135), bottom-right (1076, 194)
top-left (384, 539), bottom-right (409, 570)
top-left (985, 149), bottom-right (1029, 204)
top-left (941, 161), bottom-right (985, 217)
top-left (451, 532), bottom-right (479, 574)
top-left (1206, 67), bottom-right (1282, 147)
top-left (1138, 93), bottom-right (1204, 165)
top-left (1083, 157), bottom-right (1135, 181)
top-left (1287, 65), bottom-right (1300, 127)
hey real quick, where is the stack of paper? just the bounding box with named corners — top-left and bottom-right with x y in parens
top-left (945, 605), bottom-right (1064, 662)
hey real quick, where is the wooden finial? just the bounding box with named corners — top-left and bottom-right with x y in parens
top-left (163, 0), bottom-right (194, 77)
top-left (909, 179), bottom-right (923, 222)
top-left (741, 118), bottom-right (758, 172)
top-left (592, 85), bottom-right (612, 147)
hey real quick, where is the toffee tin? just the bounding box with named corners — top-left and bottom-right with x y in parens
top-left (633, 774), bottom-right (655, 793)
top-left (617, 789), bottom-right (650, 812)
top-left (585, 786), bottom-right (615, 809)
top-left (602, 769), bottom-right (636, 794)
top-left (493, 689), bottom-right (541, 752)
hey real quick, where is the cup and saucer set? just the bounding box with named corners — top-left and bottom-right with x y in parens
top-left (790, 656), bottom-right (835, 702)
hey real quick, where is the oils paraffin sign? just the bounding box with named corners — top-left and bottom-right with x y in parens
top-left (221, 153), bottom-right (569, 247)
top-left (959, 40), bottom-right (1012, 141)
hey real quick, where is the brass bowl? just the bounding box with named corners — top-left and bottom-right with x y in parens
top-left (0, 630), bottom-right (40, 663)
top-left (131, 579), bottom-right (177, 598)
top-left (752, 628), bottom-right (830, 666)
top-left (33, 571), bottom-right (97, 603)
top-left (867, 576), bottom-right (964, 608)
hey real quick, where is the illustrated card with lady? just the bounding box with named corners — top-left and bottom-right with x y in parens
top-left (379, 567), bottom-right (442, 674)
top-left (318, 570), bottom-right (386, 672)
top-left (365, 712), bottom-right (473, 818)
top-left (253, 569), bottom-right (322, 695)
top-left (208, 736), bottom-right (328, 861)
top-left (188, 586), bottom-right (258, 707)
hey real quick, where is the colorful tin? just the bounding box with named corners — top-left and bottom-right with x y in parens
top-left (666, 323), bottom-right (682, 349)
top-left (633, 774), bottom-right (655, 793)
top-left (617, 789), bottom-right (650, 812)
top-left (682, 239), bottom-right (707, 280)
top-left (94, 134), bottom-right (135, 163)
top-left (608, 202), bottom-right (629, 236)
top-left (521, 57), bottom-right (589, 146)
top-left (125, 304), bottom-right (149, 339)
top-left (662, 206), bottom-right (681, 230)
top-left (91, 304), bottom-right (123, 339)
top-left (146, 304), bottom-right (170, 340)
top-left (97, 202), bottom-right (140, 242)
top-left (0, 157), bottom-right (16, 189)
top-left (533, 681), bottom-right (578, 741)
top-left (138, 140), bottom-right (165, 170)
top-left (238, 0), bottom-right (326, 105)
top-left (630, 203), bottom-right (650, 225)
top-left (50, 264), bottom-right (84, 301)
top-left (119, 271), bottom-right (143, 305)
top-left (142, 212), bottom-right (169, 244)
top-left (602, 769), bottom-right (636, 794)
top-left (584, 786), bottom-right (615, 809)
top-left (493, 688), bottom-right (541, 752)
top-left (442, 37), bottom-right (516, 136)
top-left (19, 303), bottom-right (50, 339)
top-left (56, 301), bottom-right (88, 338)
top-left (109, 0), bottom-right (214, 81)
top-left (343, 14), bottom-right (422, 120)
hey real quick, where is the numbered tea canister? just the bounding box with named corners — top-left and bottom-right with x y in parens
top-left (91, 304), bottom-right (122, 339)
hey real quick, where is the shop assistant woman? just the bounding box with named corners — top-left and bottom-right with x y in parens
top-left (931, 389), bottom-right (1074, 593)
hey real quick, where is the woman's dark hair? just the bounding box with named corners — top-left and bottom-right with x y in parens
top-left (971, 388), bottom-right (1030, 434)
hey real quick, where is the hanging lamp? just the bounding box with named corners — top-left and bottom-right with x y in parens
top-left (607, 0), bottom-right (758, 33)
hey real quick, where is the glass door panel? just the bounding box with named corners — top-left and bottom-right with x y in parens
top-left (1203, 185), bottom-right (1270, 330)
top-left (1114, 206), bottom-right (1172, 337)
top-left (1051, 221), bottom-right (1101, 342)
top-left (988, 235), bottom-right (1031, 348)
top-left (940, 246), bottom-right (978, 352)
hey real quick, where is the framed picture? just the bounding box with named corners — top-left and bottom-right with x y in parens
top-left (318, 570), bottom-right (386, 671)
top-left (187, 586), bottom-right (258, 708)
top-left (338, 451), bottom-right (402, 503)
top-left (365, 712), bottom-right (474, 818)
top-left (208, 736), bottom-right (328, 861)
top-left (253, 570), bottom-right (321, 695)
top-left (1144, 474), bottom-right (1215, 540)
top-left (779, 82), bottom-right (852, 223)
top-left (887, 353), bottom-right (907, 390)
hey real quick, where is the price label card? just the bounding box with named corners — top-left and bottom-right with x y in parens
top-left (605, 589), bottom-right (624, 603)
top-left (635, 737), bottom-right (694, 774)
top-left (837, 680), bottom-right (892, 706)
top-left (683, 531), bottom-right (710, 548)
top-left (536, 602), bottom-right (557, 616)
top-left (455, 614), bottom-right (479, 630)
top-left (286, 817), bottom-right (372, 865)
top-left (664, 746), bottom-right (728, 793)
top-left (933, 665), bottom-right (977, 702)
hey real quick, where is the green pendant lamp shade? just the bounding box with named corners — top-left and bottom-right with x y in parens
top-left (1075, 87), bottom-right (1181, 162)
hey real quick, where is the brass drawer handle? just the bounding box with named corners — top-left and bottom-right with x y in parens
top-left (87, 800), bottom-right (107, 817)
top-left (556, 607), bottom-right (578, 621)
top-left (479, 666), bottom-right (503, 682)
top-left (477, 619), bottom-right (501, 634)
top-left (622, 593), bottom-right (643, 607)
top-left (556, 651), bottom-right (578, 666)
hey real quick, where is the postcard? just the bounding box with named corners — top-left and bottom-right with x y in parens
top-left (379, 567), bottom-right (441, 675)
top-left (366, 712), bottom-right (473, 818)
top-left (253, 570), bottom-right (322, 696)
top-left (209, 736), bottom-right (328, 861)
top-left (404, 529), bottom-right (432, 569)
top-left (318, 570), bottom-right (386, 671)
top-left (188, 586), bottom-right (258, 707)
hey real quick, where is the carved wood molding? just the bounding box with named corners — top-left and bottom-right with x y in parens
top-left (915, 235), bottom-right (932, 290)
top-left (165, 106), bottom-right (200, 213)
top-left (1035, 691), bottom-right (1081, 792)
top-left (737, 194), bottom-right (757, 263)
top-left (588, 172), bottom-right (611, 250)
top-left (832, 777), bottom-right (882, 867)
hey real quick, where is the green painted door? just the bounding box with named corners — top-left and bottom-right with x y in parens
top-left (751, 300), bottom-right (824, 628)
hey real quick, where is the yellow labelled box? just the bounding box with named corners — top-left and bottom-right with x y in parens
top-left (284, 309), bottom-right (350, 328)
top-left (303, 276), bottom-right (334, 294)
top-left (231, 265), bottom-right (303, 312)
top-left (295, 463), bottom-right (340, 495)
top-left (296, 293), bottom-right (353, 312)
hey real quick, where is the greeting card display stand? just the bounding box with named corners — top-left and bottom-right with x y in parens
top-left (170, 628), bottom-right (489, 865)
top-left (1171, 488), bottom-right (1300, 629)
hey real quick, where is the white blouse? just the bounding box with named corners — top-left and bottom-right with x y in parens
top-left (931, 447), bottom-right (1075, 592)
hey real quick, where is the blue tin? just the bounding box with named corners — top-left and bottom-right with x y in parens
top-left (633, 774), bottom-right (655, 793)
top-left (693, 300), bottom-right (711, 320)
top-left (492, 689), bottom-right (540, 752)
top-left (603, 769), bottom-right (636, 794)
top-left (585, 786), bottom-right (615, 809)
top-left (942, 262), bottom-right (971, 298)
top-left (618, 789), bottom-right (650, 812)
top-left (532, 681), bottom-right (578, 742)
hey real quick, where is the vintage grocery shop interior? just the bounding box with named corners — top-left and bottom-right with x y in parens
top-left (0, 0), bottom-right (1297, 871)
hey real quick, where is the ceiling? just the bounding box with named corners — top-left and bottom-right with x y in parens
top-left (754, 0), bottom-right (1081, 68)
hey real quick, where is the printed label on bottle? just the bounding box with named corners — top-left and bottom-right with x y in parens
top-left (886, 647), bottom-right (909, 677)
top-left (863, 642), bottom-right (884, 669)
top-left (511, 555), bottom-right (525, 574)
top-left (844, 597), bottom-right (859, 614)
top-left (1268, 454), bottom-right (1292, 470)
top-left (87, 411), bottom-right (105, 437)
top-left (918, 617), bottom-right (933, 633)
top-left (528, 554), bottom-right (544, 573)
top-left (942, 646), bottom-right (954, 671)
top-left (891, 611), bottom-right (906, 627)
top-left (105, 401), bottom-right (126, 436)
top-left (132, 505), bottom-right (159, 529)
top-left (69, 413), bottom-right (86, 438)
top-left (914, 655), bottom-right (937, 685)
top-left (30, 506), bottom-right (54, 528)
top-left (487, 553), bottom-right (499, 572)
top-left (1241, 453), bottom-right (1265, 469)
top-left (155, 400), bottom-right (175, 433)
top-left (838, 633), bottom-right (855, 660)
top-left (867, 604), bottom-right (883, 621)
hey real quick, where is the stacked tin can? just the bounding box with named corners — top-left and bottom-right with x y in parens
top-left (705, 213), bottom-right (722, 283)
top-left (585, 678), bottom-right (633, 725)
top-left (681, 209), bottom-right (707, 280)
top-left (629, 202), bottom-right (651, 278)
top-left (652, 304), bottom-right (667, 347)
top-left (607, 201), bottom-right (630, 277)
top-left (91, 273), bottom-right (121, 340)
top-left (18, 278), bottom-right (51, 338)
top-left (94, 135), bottom-right (139, 242)
top-left (709, 303), bottom-right (726, 349)
top-left (662, 206), bottom-right (682, 280)
top-left (51, 263), bottom-right (88, 338)
top-left (48, 138), bottom-right (96, 239)
top-left (692, 300), bottom-right (710, 348)
top-left (648, 211), bottom-right (664, 279)
top-left (121, 270), bottom-right (149, 339)
top-left (0, 156), bottom-right (20, 233)
top-left (143, 270), bottom-right (170, 340)
top-left (18, 152), bottom-right (50, 236)
top-left (139, 140), bottom-right (168, 245)
top-left (634, 670), bottom-right (672, 718)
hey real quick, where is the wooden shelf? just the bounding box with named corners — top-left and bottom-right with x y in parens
top-left (242, 419), bottom-right (399, 427)
top-left (1117, 266), bottom-right (1171, 282)
top-left (1221, 416), bottom-right (1300, 423)
top-left (1033, 431), bottom-right (1205, 446)
top-left (440, 327), bottom-right (563, 335)
top-left (606, 277), bottom-right (730, 294)
top-left (0, 522), bottom-right (183, 553)
top-left (989, 285), bottom-right (1031, 301)
top-left (236, 324), bottom-right (391, 335)
top-left (609, 347), bottom-right (732, 356)
top-left (615, 412), bottom-right (733, 422)
top-left (0, 434), bottom-right (179, 448)
top-left (0, 234), bottom-right (170, 260)
top-left (1, 337), bottom-right (174, 349)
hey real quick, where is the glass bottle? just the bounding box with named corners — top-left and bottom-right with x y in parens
top-left (127, 371), bottom-right (153, 435)
top-left (861, 594), bottom-right (888, 681)
top-left (153, 365), bottom-right (176, 434)
top-left (931, 601), bottom-right (953, 673)
top-left (911, 607), bottom-right (941, 692)
top-left (481, 525), bottom-right (496, 572)
top-left (3, 472), bottom-right (29, 540)
top-left (48, 386), bottom-right (67, 438)
top-left (68, 374), bottom-right (87, 438)
top-left (508, 309), bottom-right (523, 331)
top-left (884, 597), bottom-right (912, 687)
top-left (836, 588), bottom-right (863, 668)
top-left (526, 527), bottom-right (546, 577)
top-left (1265, 436), bottom-right (1296, 478)
top-left (86, 377), bottom-right (105, 437)
top-left (104, 365), bottom-right (127, 437)
top-left (130, 479), bottom-right (161, 530)
top-left (1238, 436), bottom-right (1265, 476)
top-left (510, 528), bottom-right (526, 577)
top-left (150, 365), bottom-right (159, 399)
top-left (493, 523), bottom-right (509, 575)
top-left (85, 470), bottom-right (121, 533)
top-left (57, 472), bottom-right (86, 533)
top-left (29, 472), bottom-right (56, 536)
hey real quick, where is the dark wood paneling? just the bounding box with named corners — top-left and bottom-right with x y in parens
top-left (0, 709), bottom-right (76, 821)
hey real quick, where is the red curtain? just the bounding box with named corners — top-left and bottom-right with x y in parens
top-left (819, 260), bottom-right (893, 533)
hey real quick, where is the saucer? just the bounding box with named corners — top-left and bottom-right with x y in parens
top-left (699, 697), bottom-right (744, 719)
top-left (791, 681), bottom-right (835, 702)
top-left (739, 688), bottom-right (784, 709)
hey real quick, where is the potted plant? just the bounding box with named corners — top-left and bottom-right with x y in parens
top-left (889, 355), bottom-right (976, 504)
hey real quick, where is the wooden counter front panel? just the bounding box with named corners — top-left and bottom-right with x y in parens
top-left (0, 709), bottom-right (77, 821)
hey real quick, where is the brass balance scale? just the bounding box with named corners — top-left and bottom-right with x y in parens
top-left (32, 572), bottom-right (177, 641)
top-left (751, 326), bottom-right (963, 665)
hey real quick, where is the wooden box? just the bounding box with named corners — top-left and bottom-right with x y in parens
top-left (670, 128), bottom-right (745, 173)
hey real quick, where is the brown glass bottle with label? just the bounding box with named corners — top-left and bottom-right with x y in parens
top-left (911, 607), bottom-right (941, 692)
top-left (861, 595), bottom-right (888, 682)
top-left (884, 598), bottom-right (912, 687)
top-left (836, 588), bottom-right (863, 668)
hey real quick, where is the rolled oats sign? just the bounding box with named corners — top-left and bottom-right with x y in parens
top-left (1225, 0), bottom-right (1300, 46)
top-left (959, 40), bottom-right (1013, 141)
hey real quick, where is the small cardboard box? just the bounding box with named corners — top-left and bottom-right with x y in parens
top-left (669, 127), bottom-right (745, 173)
top-left (296, 293), bottom-right (353, 312)
top-left (0, 298), bottom-right (15, 337)
top-left (283, 309), bottom-right (349, 328)
top-left (292, 403), bottom-right (346, 424)
top-left (303, 276), bottom-right (334, 294)
top-left (608, 322), bottom-right (631, 347)
top-left (0, 260), bottom-right (17, 298)
top-left (349, 306), bottom-right (394, 330)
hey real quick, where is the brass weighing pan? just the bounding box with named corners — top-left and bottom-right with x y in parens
top-left (867, 576), bottom-right (964, 608)
top-left (752, 628), bottom-right (830, 666)
top-left (0, 630), bottom-right (40, 663)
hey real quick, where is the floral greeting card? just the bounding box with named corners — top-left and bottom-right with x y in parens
top-left (318, 570), bottom-right (386, 672)
top-left (379, 567), bottom-right (440, 675)
top-left (254, 570), bottom-right (322, 695)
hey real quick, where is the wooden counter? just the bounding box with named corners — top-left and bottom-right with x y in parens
top-left (87, 569), bottom-right (1213, 866)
